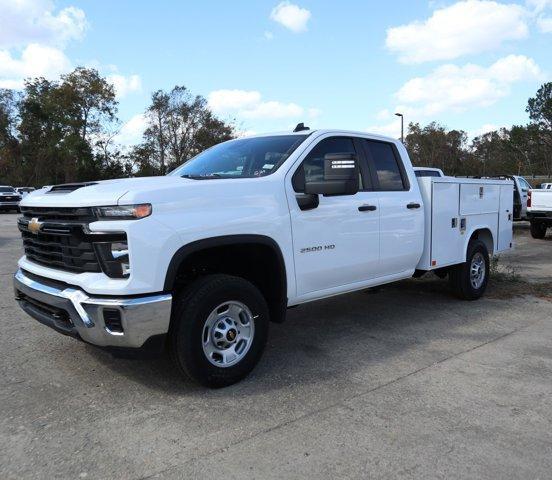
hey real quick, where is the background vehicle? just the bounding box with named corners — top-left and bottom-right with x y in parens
top-left (540, 183), bottom-right (552, 190)
top-left (13, 129), bottom-right (513, 387)
top-left (527, 187), bottom-right (552, 238)
top-left (464, 175), bottom-right (531, 220)
top-left (16, 187), bottom-right (35, 197)
top-left (0, 186), bottom-right (21, 212)
top-left (413, 167), bottom-right (445, 177)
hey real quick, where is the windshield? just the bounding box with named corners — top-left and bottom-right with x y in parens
top-left (170, 135), bottom-right (308, 179)
top-left (0, 187), bottom-right (15, 193)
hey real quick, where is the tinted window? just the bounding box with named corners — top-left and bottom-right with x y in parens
top-left (293, 137), bottom-right (361, 192)
top-left (415, 169), bottom-right (441, 178)
top-left (519, 178), bottom-right (531, 191)
top-left (365, 140), bottom-right (406, 191)
top-left (0, 187), bottom-right (15, 193)
top-left (170, 135), bottom-right (308, 179)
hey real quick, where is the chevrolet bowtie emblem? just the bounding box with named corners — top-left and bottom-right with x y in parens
top-left (28, 218), bottom-right (43, 235)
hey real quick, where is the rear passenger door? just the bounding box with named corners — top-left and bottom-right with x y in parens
top-left (362, 139), bottom-right (424, 277)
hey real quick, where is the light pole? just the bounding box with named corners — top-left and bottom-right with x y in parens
top-left (395, 112), bottom-right (404, 143)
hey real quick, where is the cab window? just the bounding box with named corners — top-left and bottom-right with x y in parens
top-left (519, 178), bottom-right (531, 192)
top-left (292, 137), bottom-right (365, 192)
top-left (364, 140), bottom-right (408, 191)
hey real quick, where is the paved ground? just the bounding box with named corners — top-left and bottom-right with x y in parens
top-left (1, 213), bottom-right (551, 480)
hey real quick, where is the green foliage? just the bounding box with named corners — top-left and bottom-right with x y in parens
top-left (405, 122), bottom-right (469, 175)
top-left (130, 86), bottom-right (235, 175)
top-left (0, 69), bottom-right (235, 186)
top-left (527, 83), bottom-right (552, 130)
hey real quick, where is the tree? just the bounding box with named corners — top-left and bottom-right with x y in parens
top-left (18, 68), bottom-right (118, 184)
top-left (527, 82), bottom-right (552, 130)
top-left (0, 89), bottom-right (21, 183)
top-left (139, 86), bottom-right (235, 175)
top-left (404, 122), bottom-right (468, 175)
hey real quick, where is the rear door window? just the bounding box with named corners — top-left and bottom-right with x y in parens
top-left (364, 140), bottom-right (408, 191)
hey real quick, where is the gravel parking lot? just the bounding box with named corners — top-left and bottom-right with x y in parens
top-left (1, 213), bottom-right (551, 479)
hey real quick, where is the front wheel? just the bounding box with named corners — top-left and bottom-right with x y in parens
top-left (449, 240), bottom-right (490, 300)
top-left (170, 274), bottom-right (269, 388)
top-left (530, 220), bottom-right (547, 239)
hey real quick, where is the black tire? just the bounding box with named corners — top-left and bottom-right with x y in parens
top-left (449, 239), bottom-right (490, 300)
top-left (530, 220), bottom-right (547, 239)
top-left (169, 274), bottom-right (269, 388)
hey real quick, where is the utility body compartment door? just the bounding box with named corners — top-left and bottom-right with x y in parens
top-left (497, 184), bottom-right (514, 252)
top-left (430, 182), bottom-right (463, 267)
top-left (460, 184), bottom-right (500, 215)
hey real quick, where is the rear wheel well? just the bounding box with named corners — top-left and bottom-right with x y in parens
top-left (166, 238), bottom-right (287, 323)
top-left (469, 228), bottom-right (493, 258)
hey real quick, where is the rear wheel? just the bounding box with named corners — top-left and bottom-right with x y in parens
top-left (449, 239), bottom-right (490, 300)
top-left (170, 274), bottom-right (269, 388)
top-left (530, 220), bottom-right (547, 239)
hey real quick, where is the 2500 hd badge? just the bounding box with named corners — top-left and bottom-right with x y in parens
top-left (300, 244), bottom-right (336, 254)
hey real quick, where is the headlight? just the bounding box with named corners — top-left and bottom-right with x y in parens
top-left (94, 241), bottom-right (131, 278)
top-left (96, 204), bottom-right (151, 219)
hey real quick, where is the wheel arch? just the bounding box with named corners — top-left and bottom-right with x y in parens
top-left (164, 235), bottom-right (288, 323)
top-left (465, 227), bottom-right (494, 259)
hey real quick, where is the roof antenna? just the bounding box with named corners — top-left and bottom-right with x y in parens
top-left (293, 122), bottom-right (310, 132)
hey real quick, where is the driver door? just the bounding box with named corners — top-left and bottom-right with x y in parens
top-left (286, 135), bottom-right (381, 298)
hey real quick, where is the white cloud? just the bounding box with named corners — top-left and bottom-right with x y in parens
top-left (0, 1), bottom-right (141, 98)
top-left (270, 2), bottom-right (311, 33)
top-left (366, 118), bottom-right (403, 139)
top-left (208, 89), bottom-right (262, 112)
top-left (526, 0), bottom-right (552, 12)
top-left (469, 123), bottom-right (504, 139)
top-left (307, 108), bottom-right (322, 119)
top-left (0, 43), bottom-right (71, 89)
top-left (394, 55), bottom-right (542, 117)
top-left (0, 0), bottom-right (87, 49)
top-left (116, 114), bottom-right (147, 145)
top-left (525, 0), bottom-right (552, 32)
top-left (107, 74), bottom-right (142, 98)
top-left (208, 89), bottom-right (317, 120)
top-left (241, 100), bottom-right (303, 119)
top-left (537, 15), bottom-right (552, 31)
top-left (386, 1), bottom-right (528, 63)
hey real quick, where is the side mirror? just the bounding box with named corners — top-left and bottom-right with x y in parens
top-left (304, 153), bottom-right (359, 196)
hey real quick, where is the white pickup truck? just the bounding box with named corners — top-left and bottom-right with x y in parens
top-left (13, 129), bottom-right (514, 387)
top-left (527, 187), bottom-right (552, 238)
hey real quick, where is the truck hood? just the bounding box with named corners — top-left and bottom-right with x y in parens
top-left (20, 176), bottom-right (193, 208)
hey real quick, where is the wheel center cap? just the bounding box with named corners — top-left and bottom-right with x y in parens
top-left (226, 329), bottom-right (237, 342)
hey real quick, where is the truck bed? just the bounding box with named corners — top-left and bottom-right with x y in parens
top-left (416, 177), bottom-right (514, 271)
top-left (528, 189), bottom-right (552, 212)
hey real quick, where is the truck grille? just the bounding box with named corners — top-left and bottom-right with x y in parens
top-left (1, 196), bottom-right (19, 201)
top-left (18, 207), bottom-right (102, 273)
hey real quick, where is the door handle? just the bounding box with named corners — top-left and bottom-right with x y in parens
top-left (358, 205), bottom-right (377, 212)
top-left (407, 203), bottom-right (421, 209)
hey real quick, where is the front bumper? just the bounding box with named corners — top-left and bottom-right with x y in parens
top-left (13, 269), bottom-right (172, 353)
top-left (0, 201), bottom-right (20, 207)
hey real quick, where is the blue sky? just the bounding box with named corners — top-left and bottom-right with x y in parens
top-left (1, 0), bottom-right (551, 144)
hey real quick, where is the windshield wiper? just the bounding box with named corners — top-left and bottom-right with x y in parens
top-left (181, 173), bottom-right (223, 180)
